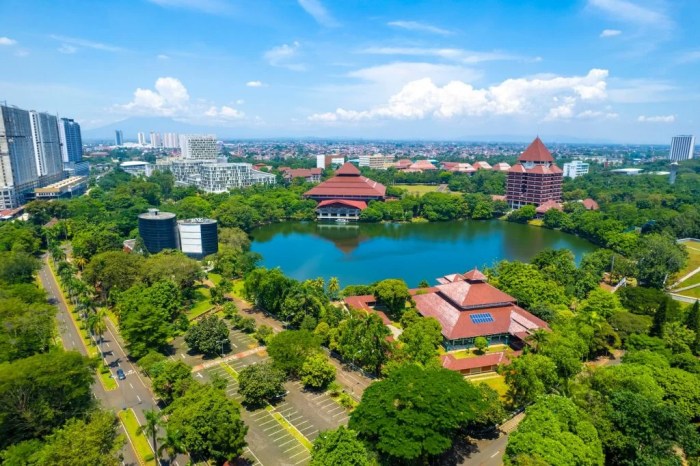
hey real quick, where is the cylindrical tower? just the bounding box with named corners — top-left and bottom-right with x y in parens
top-left (177, 218), bottom-right (219, 259)
top-left (138, 209), bottom-right (178, 254)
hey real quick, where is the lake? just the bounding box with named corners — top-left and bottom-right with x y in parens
top-left (250, 220), bottom-right (597, 288)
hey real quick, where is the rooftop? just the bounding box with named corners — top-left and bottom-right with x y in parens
top-left (517, 137), bottom-right (554, 163)
top-left (139, 209), bottom-right (176, 220)
top-left (304, 163), bottom-right (386, 199)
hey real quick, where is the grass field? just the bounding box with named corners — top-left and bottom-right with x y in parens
top-left (472, 374), bottom-right (509, 399)
top-left (99, 366), bottom-right (118, 391)
top-left (231, 279), bottom-right (246, 299)
top-left (675, 241), bottom-right (700, 282)
top-left (208, 272), bottom-right (223, 285)
top-left (399, 184), bottom-right (441, 196)
top-left (678, 286), bottom-right (700, 300)
top-left (451, 344), bottom-right (510, 359)
top-left (186, 286), bottom-right (213, 320)
top-left (117, 409), bottom-right (155, 465)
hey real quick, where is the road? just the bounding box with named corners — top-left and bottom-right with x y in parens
top-left (39, 256), bottom-right (187, 466)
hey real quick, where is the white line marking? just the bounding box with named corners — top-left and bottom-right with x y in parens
top-left (491, 451), bottom-right (500, 458)
top-left (129, 383), bottom-right (134, 389)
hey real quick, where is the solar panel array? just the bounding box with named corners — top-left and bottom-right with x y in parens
top-left (470, 313), bottom-right (495, 324)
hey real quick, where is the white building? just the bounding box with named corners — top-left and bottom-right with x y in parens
top-left (159, 158), bottom-right (275, 193)
top-left (180, 134), bottom-right (218, 159)
top-left (120, 160), bottom-right (153, 176)
top-left (562, 160), bottom-right (590, 179)
top-left (29, 111), bottom-right (64, 184)
top-left (163, 132), bottom-right (179, 148)
top-left (137, 132), bottom-right (146, 146)
top-left (670, 135), bottom-right (695, 162)
top-left (149, 131), bottom-right (162, 148)
top-left (316, 154), bottom-right (346, 169)
top-left (359, 154), bottom-right (394, 170)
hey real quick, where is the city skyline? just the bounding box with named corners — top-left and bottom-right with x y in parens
top-left (1, 0), bottom-right (699, 142)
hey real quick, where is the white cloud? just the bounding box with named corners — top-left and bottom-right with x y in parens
top-left (264, 42), bottom-right (305, 71)
top-left (600, 28), bottom-right (622, 37)
top-left (637, 114), bottom-right (675, 122)
top-left (58, 44), bottom-right (77, 54)
top-left (348, 62), bottom-right (482, 88)
top-left (0, 37), bottom-right (17, 46)
top-left (297, 0), bottom-right (338, 27)
top-left (578, 109), bottom-right (619, 119)
top-left (309, 69), bottom-right (610, 122)
top-left (120, 77), bottom-right (190, 116)
top-left (49, 34), bottom-right (124, 52)
top-left (147, 0), bottom-right (233, 14)
top-left (157, 54), bottom-right (170, 60)
top-left (205, 105), bottom-right (245, 119)
top-left (588, 0), bottom-right (672, 29)
top-left (387, 20), bottom-right (452, 36)
top-left (360, 46), bottom-right (522, 64)
top-left (246, 80), bottom-right (265, 87)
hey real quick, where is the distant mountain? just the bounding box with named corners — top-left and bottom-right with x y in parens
top-left (82, 117), bottom-right (220, 140)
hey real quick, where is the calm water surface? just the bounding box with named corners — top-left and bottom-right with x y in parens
top-left (250, 220), bottom-right (597, 287)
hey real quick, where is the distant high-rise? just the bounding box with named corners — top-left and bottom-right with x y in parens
top-left (150, 131), bottom-right (162, 148)
top-left (137, 132), bottom-right (146, 146)
top-left (29, 111), bottom-right (63, 184)
top-left (163, 132), bottom-right (179, 148)
top-left (58, 118), bottom-right (83, 163)
top-left (669, 135), bottom-right (695, 162)
top-left (115, 130), bottom-right (123, 146)
top-left (179, 134), bottom-right (218, 159)
top-left (0, 105), bottom-right (38, 209)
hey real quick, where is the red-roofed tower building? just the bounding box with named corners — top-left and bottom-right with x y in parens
top-left (506, 137), bottom-right (563, 208)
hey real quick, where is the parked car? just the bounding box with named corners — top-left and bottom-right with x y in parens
top-left (116, 368), bottom-right (126, 380)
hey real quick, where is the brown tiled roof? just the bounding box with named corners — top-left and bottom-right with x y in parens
top-left (473, 161), bottom-right (492, 170)
top-left (492, 162), bottom-right (511, 171)
top-left (508, 163), bottom-right (562, 174)
top-left (317, 199), bottom-right (367, 210)
top-left (518, 137), bottom-right (554, 163)
top-left (344, 295), bottom-right (392, 325)
top-left (409, 160), bottom-right (438, 170)
top-left (582, 198), bottom-right (599, 210)
top-left (491, 195), bottom-right (507, 202)
top-left (435, 280), bottom-right (516, 309)
top-left (335, 162), bottom-right (361, 176)
top-left (285, 168), bottom-right (322, 179)
top-left (536, 200), bottom-right (563, 213)
top-left (449, 163), bottom-right (476, 173)
top-left (463, 268), bottom-right (487, 282)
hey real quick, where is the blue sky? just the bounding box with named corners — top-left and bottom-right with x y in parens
top-left (0, 0), bottom-right (698, 142)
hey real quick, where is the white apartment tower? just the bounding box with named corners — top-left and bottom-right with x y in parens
top-left (670, 135), bottom-right (695, 162)
top-left (137, 132), bottom-right (146, 145)
top-left (29, 111), bottom-right (63, 184)
top-left (562, 160), bottom-right (590, 179)
top-left (180, 134), bottom-right (218, 159)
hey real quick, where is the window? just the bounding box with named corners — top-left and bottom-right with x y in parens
top-left (469, 313), bottom-right (494, 324)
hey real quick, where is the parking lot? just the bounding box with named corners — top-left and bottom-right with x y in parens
top-left (199, 352), bottom-right (352, 466)
top-left (170, 323), bottom-right (261, 367)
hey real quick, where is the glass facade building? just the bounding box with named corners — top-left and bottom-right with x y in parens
top-left (59, 118), bottom-right (83, 163)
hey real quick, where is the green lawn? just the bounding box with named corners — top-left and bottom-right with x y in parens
top-left (473, 374), bottom-right (509, 399)
top-left (451, 344), bottom-right (510, 360)
top-left (117, 409), bottom-right (155, 465)
top-left (231, 279), bottom-right (246, 299)
top-left (400, 184), bottom-right (441, 196)
top-left (678, 286), bottom-right (700, 300)
top-left (208, 272), bottom-right (223, 285)
top-left (99, 366), bottom-right (118, 391)
top-left (675, 241), bottom-right (700, 283)
top-left (186, 287), bottom-right (213, 320)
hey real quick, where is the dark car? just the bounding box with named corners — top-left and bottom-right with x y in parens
top-left (116, 368), bottom-right (126, 380)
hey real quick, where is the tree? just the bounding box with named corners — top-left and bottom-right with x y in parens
top-left (336, 312), bottom-right (391, 374)
top-left (83, 251), bottom-right (143, 301)
top-left (0, 297), bottom-right (55, 362)
top-left (506, 395), bottom-right (604, 466)
top-left (0, 252), bottom-right (40, 285)
top-left (150, 360), bottom-right (193, 404)
top-left (139, 410), bottom-right (161, 465)
top-left (184, 315), bottom-right (230, 357)
top-left (373, 279), bottom-right (411, 319)
top-left (120, 303), bottom-right (171, 359)
top-left (310, 427), bottom-right (371, 466)
top-left (327, 277), bottom-right (340, 300)
top-left (238, 362), bottom-right (286, 406)
top-left (662, 321), bottom-right (696, 354)
top-left (501, 354), bottom-right (558, 407)
top-left (0, 351), bottom-right (95, 448)
top-left (491, 261), bottom-right (568, 309)
top-left (635, 234), bottom-right (687, 288)
top-left (254, 324), bottom-right (274, 345)
top-left (164, 383), bottom-right (247, 463)
top-left (349, 364), bottom-right (486, 462)
top-left (300, 353), bottom-right (336, 389)
top-left (397, 317), bottom-right (443, 365)
top-left (474, 336), bottom-right (489, 354)
top-left (650, 297), bottom-right (669, 337)
top-left (267, 330), bottom-right (321, 377)
top-left (34, 410), bottom-right (125, 466)
top-left (579, 289), bottom-right (623, 320)
top-left (508, 205), bottom-right (536, 223)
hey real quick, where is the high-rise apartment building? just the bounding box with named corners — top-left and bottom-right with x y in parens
top-left (149, 131), bottom-right (162, 148)
top-left (115, 130), bottom-right (123, 146)
top-left (506, 137), bottom-right (563, 208)
top-left (137, 132), bottom-right (146, 145)
top-left (0, 105), bottom-right (38, 209)
top-left (562, 160), bottom-right (589, 179)
top-left (58, 118), bottom-right (83, 163)
top-left (669, 135), bottom-right (695, 162)
top-left (29, 111), bottom-right (63, 184)
top-left (163, 132), bottom-right (179, 148)
top-left (179, 134), bottom-right (218, 159)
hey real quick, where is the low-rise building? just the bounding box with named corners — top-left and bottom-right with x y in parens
top-left (473, 161), bottom-right (492, 170)
top-left (359, 154), bottom-right (394, 170)
top-left (281, 167), bottom-right (322, 183)
top-left (32, 176), bottom-right (87, 200)
top-left (120, 160), bottom-right (153, 176)
top-left (409, 160), bottom-right (438, 171)
top-left (316, 154), bottom-right (346, 169)
top-left (562, 160), bottom-right (590, 179)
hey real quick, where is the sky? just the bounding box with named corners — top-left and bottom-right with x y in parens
top-left (1, 0), bottom-right (699, 143)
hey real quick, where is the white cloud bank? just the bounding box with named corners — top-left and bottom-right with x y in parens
top-left (310, 69), bottom-right (611, 122)
top-left (600, 29), bottom-right (622, 37)
top-left (0, 37), bottom-right (17, 46)
top-left (387, 20), bottom-right (452, 36)
top-left (637, 114), bottom-right (675, 123)
top-left (246, 80), bottom-right (265, 87)
top-left (264, 41), bottom-right (305, 71)
top-left (118, 77), bottom-right (244, 121)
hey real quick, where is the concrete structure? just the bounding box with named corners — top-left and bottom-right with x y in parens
top-left (180, 134), bottom-right (218, 159)
top-left (177, 218), bottom-right (218, 259)
top-left (162, 132), bottom-right (179, 148)
top-left (359, 154), bottom-right (394, 170)
top-left (412, 269), bottom-right (548, 350)
top-left (611, 168), bottom-right (643, 175)
top-left (506, 137), bottom-right (563, 208)
top-left (159, 158), bottom-right (275, 193)
top-left (63, 160), bottom-right (90, 178)
top-left (33, 176), bottom-right (87, 200)
top-left (304, 162), bottom-right (386, 220)
top-left (137, 132), bottom-right (146, 146)
top-left (120, 160), bottom-right (153, 176)
top-left (138, 209), bottom-right (179, 254)
top-left (29, 111), bottom-right (63, 184)
top-left (562, 160), bottom-right (590, 179)
top-left (281, 167), bottom-right (322, 183)
top-left (58, 118), bottom-right (83, 163)
top-left (669, 135), bottom-right (695, 162)
top-left (150, 131), bottom-right (162, 148)
top-left (316, 154), bottom-right (346, 169)
top-left (115, 130), bottom-right (123, 146)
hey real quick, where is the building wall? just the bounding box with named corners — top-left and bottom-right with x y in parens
top-left (562, 160), bottom-right (589, 179)
top-left (115, 130), bottom-right (123, 146)
top-left (0, 106), bottom-right (39, 209)
top-left (30, 111), bottom-right (63, 181)
top-left (506, 170), bottom-right (563, 207)
top-left (58, 118), bottom-right (83, 163)
top-left (177, 220), bottom-right (218, 259)
top-left (179, 134), bottom-right (218, 159)
top-left (138, 214), bottom-right (179, 254)
top-left (670, 135), bottom-right (695, 162)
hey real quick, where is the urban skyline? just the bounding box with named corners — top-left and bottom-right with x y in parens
top-left (1, 0), bottom-right (699, 143)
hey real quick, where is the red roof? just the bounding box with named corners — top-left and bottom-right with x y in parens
top-left (492, 162), bottom-right (511, 171)
top-left (518, 137), bottom-right (554, 163)
top-left (317, 199), bottom-right (367, 210)
top-left (508, 163), bottom-right (562, 174)
top-left (344, 295), bottom-right (392, 325)
top-left (409, 160), bottom-right (438, 171)
top-left (285, 168), bottom-right (322, 179)
top-left (463, 268), bottom-right (488, 282)
top-left (473, 161), bottom-right (492, 170)
top-left (441, 352), bottom-right (511, 371)
top-left (582, 198), bottom-right (599, 210)
top-left (335, 162), bottom-right (361, 176)
top-left (536, 200), bottom-right (563, 213)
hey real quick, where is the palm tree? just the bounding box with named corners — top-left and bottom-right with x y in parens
top-left (87, 310), bottom-right (107, 354)
top-left (157, 427), bottom-right (183, 465)
top-left (526, 329), bottom-right (549, 353)
top-left (139, 409), bottom-right (162, 465)
top-left (74, 256), bottom-right (87, 271)
top-left (328, 277), bottom-right (340, 300)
